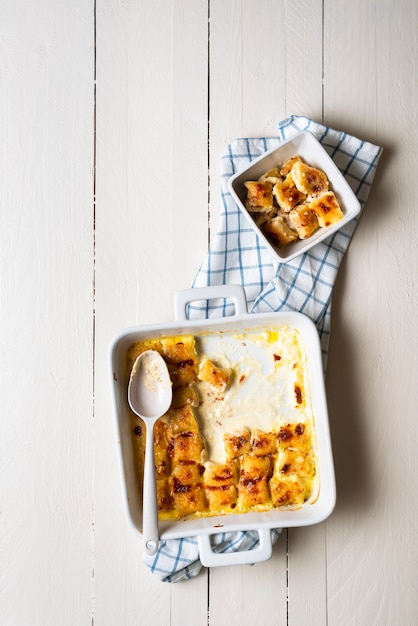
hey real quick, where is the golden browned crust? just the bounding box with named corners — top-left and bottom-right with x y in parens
top-left (223, 429), bottom-right (252, 461)
top-left (166, 405), bottom-right (199, 435)
top-left (244, 180), bottom-right (274, 210)
top-left (198, 358), bottom-right (231, 391)
top-left (251, 430), bottom-right (278, 457)
top-left (291, 161), bottom-right (329, 197)
top-left (262, 215), bottom-right (298, 247)
top-left (280, 155), bottom-right (303, 177)
top-left (128, 335), bottom-right (316, 520)
top-left (243, 156), bottom-right (344, 248)
top-left (308, 191), bottom-right (344, 227)
top-left (273, 175), bottom-right (306, 212)
top-left (258, 167), bottom-right (282, 184)
top-left (288, 205), bottom-right (319, 239)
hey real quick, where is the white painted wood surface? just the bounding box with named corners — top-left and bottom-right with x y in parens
top-left (2, 1), bottom-right (417, 625)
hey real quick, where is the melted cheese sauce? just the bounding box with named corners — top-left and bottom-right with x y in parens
top-left (194, 327), bottom-right (311, 463)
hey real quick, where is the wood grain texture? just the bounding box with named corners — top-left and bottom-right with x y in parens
top-left (324, 2), bottom-right (418, 624)
top-left (0, 1), bottom-right (94, 625)
top-left (208, 537), bottom-right (288, 626)
top-left (209, 0), bottom-right (289, 234)
top-left (94, 1), bottom-right (209, 625)
top-left (209, 4), bottom-right (328, 624)
top-left (2, 1), bottom-right (418, 625)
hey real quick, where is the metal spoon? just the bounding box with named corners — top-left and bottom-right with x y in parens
top-left (128, 349), bottom-right (172, 556)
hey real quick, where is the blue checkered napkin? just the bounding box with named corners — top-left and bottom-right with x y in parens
top-left (143, 529), bottom-right (280, 583)
top-left (143, 115), bottom-right (382, 582)
top-left (192, 115), bottom-right (382, 367)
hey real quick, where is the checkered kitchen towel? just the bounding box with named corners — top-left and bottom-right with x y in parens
top-left (143, 115), bottom-right (382, 582)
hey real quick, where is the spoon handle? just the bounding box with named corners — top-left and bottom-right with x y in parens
top-left (143, 421), bottom-right (159, 556)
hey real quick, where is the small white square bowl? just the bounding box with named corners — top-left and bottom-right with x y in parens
top-left (228, 130), bottom-right (361, 263)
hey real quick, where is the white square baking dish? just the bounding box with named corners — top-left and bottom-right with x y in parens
top-left (109, 285), bottom-right (336, 567)
top-left (228, 130), bottom-right (361, 263)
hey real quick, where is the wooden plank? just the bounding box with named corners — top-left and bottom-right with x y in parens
top-left (281, 5), bottom-right (326, 623)
top-left (287, 526), bottom-right (328, 625)
top-left (209, 0), bottom-right (323, 235)
top-left (167, 6), bottom-right (210, 620)
top-left (324, 1), bottom-right (418, 624)
top-left (283, 0), bottom-right (323, 120)
top-left (95, 0), bottom-right (174, 619)
top-left (170, 0), bottom-right (211, 298)
top-left (209, 0), bottom-right (288, 234)
top-left (208, 2), bottom-right (325, 624)
top-left (0, 1), bottom-right (94, 625)
top-left (94, 1), bottom-right (209, 624)
top-left (208, 537), bottom-right (288, 626)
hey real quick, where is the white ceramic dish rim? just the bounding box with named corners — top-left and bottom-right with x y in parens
top-left (228, 129), bottom-right (361, 263)
top-left (109, 285), bottom-right (336, 566)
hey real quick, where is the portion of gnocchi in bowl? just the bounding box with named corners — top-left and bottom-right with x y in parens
top-left (228, 130), bottom-right (361, 263)
top-left (244, 155), bottom-right (344, 247)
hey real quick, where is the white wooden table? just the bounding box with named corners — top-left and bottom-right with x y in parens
top-left (2, 1), bottom-right (418, 624)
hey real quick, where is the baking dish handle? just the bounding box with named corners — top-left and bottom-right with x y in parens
top-left (174, 284), bottom-right (248, 321)
top-left (197, 528), bottom-right (273, 568)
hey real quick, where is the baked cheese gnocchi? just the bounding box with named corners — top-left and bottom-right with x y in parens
top-left (127, 332), bottom-right (316, 520)
top-left (244, 155), bottom-right (343, 246)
